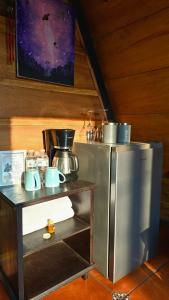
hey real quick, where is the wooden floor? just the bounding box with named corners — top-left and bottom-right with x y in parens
top-left (1, 221), bottom-right (169, 300)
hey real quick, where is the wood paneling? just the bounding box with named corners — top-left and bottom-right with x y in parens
top-left (0, 118), bottom-right (90, 150)
top-left (116, 114), bottom-right (168, 173)
top-left (0, 16), bottom-right (96, 90)
top-left (96, 8), bottom-right (169, 79)
top-left (0, 15), bottom-right (102, 121)
top-left (81, 0), bottom-right (169, 40)
top-left (81, 0), bottom-right (169, 219)
top-left (0, 78), bottom-right (98, 96)
top-left (105, 69), bottom-right (169, 115)
top-left (0, 85), bottom-right (99, 118)
top-left (0, 13), bottom-right (102, 151)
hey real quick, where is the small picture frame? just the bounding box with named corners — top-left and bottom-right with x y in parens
top-left (0, 150), bottom-right (26, 187)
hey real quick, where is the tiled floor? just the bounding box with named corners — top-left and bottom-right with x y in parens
top-left (1, 221), bottom-right (169, 300)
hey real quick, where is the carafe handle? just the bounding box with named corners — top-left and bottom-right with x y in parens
top-left (70, 153), bottom-right (79, 172)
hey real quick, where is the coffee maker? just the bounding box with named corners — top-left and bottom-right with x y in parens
top-left (42, 129), bottom-right (79, 182)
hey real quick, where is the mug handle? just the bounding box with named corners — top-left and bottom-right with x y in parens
top-left (34, 171), bottom-right (41, 189)
top-left (58, 171), bottom-right (66, 183)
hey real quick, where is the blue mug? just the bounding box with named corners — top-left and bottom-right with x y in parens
top-left (45, 167), bottom-right (66, 188)
top-left (24, 169), bottom-right (41, 191)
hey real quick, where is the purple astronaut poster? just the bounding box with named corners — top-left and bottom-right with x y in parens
top-left (16, 0), bottom-right (75, 86)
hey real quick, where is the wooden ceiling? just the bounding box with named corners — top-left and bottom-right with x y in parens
top-left (81, 0), bottom-right (169, 173)
top-left (80, 0), bottom-right (169, 219)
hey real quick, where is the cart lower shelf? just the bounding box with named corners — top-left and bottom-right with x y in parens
top-left (24, 241), bottom-right (93, 299)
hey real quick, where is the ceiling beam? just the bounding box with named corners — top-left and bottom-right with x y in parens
top-left (73, 0), bottom-right (116, 122)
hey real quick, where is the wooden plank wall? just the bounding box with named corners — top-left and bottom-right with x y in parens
top-left (81, 0), bottom-right (169, 220)
top-left (0, 13), bottom-right (103, 150)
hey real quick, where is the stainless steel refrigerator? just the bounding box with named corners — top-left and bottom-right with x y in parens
top-left (74, 141), bottom-right (163, 283)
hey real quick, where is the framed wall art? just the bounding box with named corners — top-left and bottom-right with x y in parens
top-left (0, 150), bottom-right (26, 186)
top-left (16, 0), bottom-right (75, 86)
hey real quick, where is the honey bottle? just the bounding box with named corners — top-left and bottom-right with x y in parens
top-left (47, 219), bottom-right (55, 234)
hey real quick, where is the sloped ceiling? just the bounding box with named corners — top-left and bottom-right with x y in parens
top-left (81, 0), bottom-right (169, 176)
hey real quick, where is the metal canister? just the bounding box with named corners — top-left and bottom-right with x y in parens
top-left (117, 123), bottom-right (131, 144)
top-left (103, 122), bottom-right (117, 143)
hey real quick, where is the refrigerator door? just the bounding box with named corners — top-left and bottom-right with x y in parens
top-left (110, 148), bottom-right (154, 282)
top-left (74, 142), bottom-right (111, 277)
